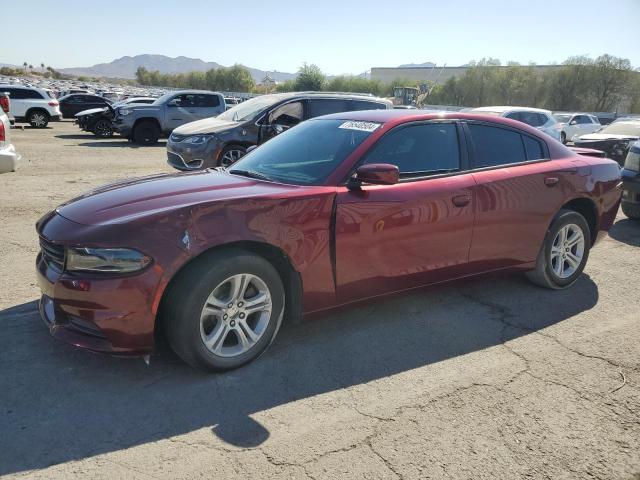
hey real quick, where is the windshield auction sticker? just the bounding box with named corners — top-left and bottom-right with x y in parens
top-left (338, 121), bottom-right (381, 132)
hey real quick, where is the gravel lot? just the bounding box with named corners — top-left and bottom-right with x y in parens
top-left (1, 121), bottom-right (639, 479)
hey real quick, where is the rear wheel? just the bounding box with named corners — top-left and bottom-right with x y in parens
top-left (28, 110), bottom-right (49, 128)
top-left (218, 145), bottom-right (247, 167)
top-left (132, 121), bottom-right (160, 145)
top-left (163, 249), bottom-right (285, 372)
top-left (525, 209), bottom-right (591, 289)
top-left (621, 203), bottom-right (640, 220)
top-left (93, 119), bottom-right (113, 137)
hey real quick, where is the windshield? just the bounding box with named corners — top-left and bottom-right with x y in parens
top-left (218, 95), bottom-right (280, 122)
top-left (600, 122), bottom-right (640, 136)
top-left (554, 114), bottom-right (572, 123)
top-left (227, 119), bottom-right (378, 185)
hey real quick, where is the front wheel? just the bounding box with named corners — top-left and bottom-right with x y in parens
top-left (163, 250), bottom-right (285, 371)
top-left (132, 121), bottom-right (160, 145)
top-left (93, 119), bottom-right (113, 137)
top-left (218, 145), bottom-right (247, 167)
top-left (28, 110), bottom-right (49, 128)
top-left (525, 209), bottom-right (591, 289)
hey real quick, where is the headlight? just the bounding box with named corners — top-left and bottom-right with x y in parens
top-left (66, 247), bottom-right (151, 273)
top-left (118, 108), bottom-right (131, 116)
top-left (183, 134), bottom-right (213, 145)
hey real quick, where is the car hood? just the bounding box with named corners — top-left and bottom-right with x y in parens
top-left (173, 116), bottom-right (240, 135)
top-left (55, 171), bottom-right (298, 226)
top-left (75, 107), bottom-right (108, 117)
top-left (575, 133), bottom-right (639, 142)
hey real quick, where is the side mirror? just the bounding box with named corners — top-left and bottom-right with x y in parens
top-left (351, 163), bottom-right (399, 187)
top-left (569, 120), bottom-right (578, 125)
top-left (168, 99), bottom-right (179, 107)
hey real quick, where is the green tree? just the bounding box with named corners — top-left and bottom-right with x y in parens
top-left (294, 63), bottom-right (325, 91)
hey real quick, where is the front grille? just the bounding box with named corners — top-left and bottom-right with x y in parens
top-left (39, 237), bottom-right (65, 271)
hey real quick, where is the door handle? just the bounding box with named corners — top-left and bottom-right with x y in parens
top-left (452, 194), bottom-right (471, 207)
top-left (544, 177), bottom-right (559, 187)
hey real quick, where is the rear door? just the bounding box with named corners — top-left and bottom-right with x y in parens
top-left (465, 122), bottom-right (566, 269)
top-left (335, 121), bottom-right (476, 302)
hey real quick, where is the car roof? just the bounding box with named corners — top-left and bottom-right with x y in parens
top-left (319, 109), bottom-right (552, 134)
top-left (470, 105), bottom-right (552, 114)
top-left (260, 91), bottom-right (389, 102)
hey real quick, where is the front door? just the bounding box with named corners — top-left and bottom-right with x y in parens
top-left (257, 101), bottom-right (304, 145)
top-left (335, 121), bottom-right (476, 303)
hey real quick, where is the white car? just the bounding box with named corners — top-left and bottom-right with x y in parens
top-left (469, 106), bottom-right (562, 141)
top-left (0, 85), bottom-right (62, 128)
top-left (553, 113), bottom-right (601, 144)
top-left (0, 108), bottom-right (20, 173)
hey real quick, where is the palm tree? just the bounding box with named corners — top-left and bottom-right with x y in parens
top-left (23, 62), bottom-right (27, 73)
top-left (28, 64), bottom-right (33, 73)
top-left (40, 62), bottom-right (45, 71)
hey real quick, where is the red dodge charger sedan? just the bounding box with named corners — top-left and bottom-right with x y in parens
top-left (36, 111), bottom-right (622, 371)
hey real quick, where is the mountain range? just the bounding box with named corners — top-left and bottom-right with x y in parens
top-left (57, 55), bottom-right (297, 82)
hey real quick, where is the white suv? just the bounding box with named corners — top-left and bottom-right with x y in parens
top-left (0, 85), bottom-right (62, 128)
top-left (469, 106), bottom-right (562, 141)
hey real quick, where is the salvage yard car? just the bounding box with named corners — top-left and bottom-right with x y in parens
top-left (553, 113), bottom-right (601, 144)
top-left (621, 140), bottom-right (640, 219)
top-left (112, 90), bottom-right (226, 145)
top-left (573, 119), bottom-right (640, 166)
top-left (75, 97), bottom-right (155, 137)
top-left (166, 92), bottom-right (392, 170)
top-left (0, 84), bottom-right (61, 128)
top-left (0, 105), bottom-right (20, 173)
top-left (470, 106), bottom-right (562, 141)
top-left (36, 110), bottom-right (622, 371)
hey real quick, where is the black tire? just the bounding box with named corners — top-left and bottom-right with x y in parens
top-left (218, 145), bottom-right (247, 167)
top-left (93, 119), bottom-right (113, 137)
top-left (163, 249), bottom-right (285, 372)
top-left (560, 131), bottom-right (567, 144)
top-left (132, 120), bottom-right (160, 145)
top-left (525, 209), bottom-right (591, 289)
top-left (621, 203), bottom-right (640, 220)
top-left (27, 109), bottom-right (49, 128)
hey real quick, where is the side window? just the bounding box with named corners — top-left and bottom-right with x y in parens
top-left (469, 124), bottom-right (527, 167)
top-left (364, 123), bottom-right (460, 176)
top-left (505, 112), bottom-right (522, 122)
top-left (523, 135), bottom-right (546, 161)
top-left (269, 101), bottom-right (303, 127)
top-left (67, 95), bottom-right (82, 103)
top-left (24, 89), bottom-right (43, 99)
top-left (307, 99), bottom-right (350, 118)
top-left (352, 100), bottom-right (387, 111)
top-left (1, 88), bottom-right (18, 99)
top-left (194, 94), bottom-right (220, 108)
top-left (171, 94), bottom-right (196, 107)
top-left (577, 115), bottom-right (591, 124)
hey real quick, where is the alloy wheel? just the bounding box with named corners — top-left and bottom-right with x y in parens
top-left (220, 149), bottom-right (245, 167)
top-left (199, 273), bottom-right (272, 357)
top-left (549, 223), bottom-right (585, 278)
top-left (31, 113), bottom-right (46, 127)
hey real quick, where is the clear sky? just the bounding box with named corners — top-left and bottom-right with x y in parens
top-left (4, 0), bottom-right (639, 74)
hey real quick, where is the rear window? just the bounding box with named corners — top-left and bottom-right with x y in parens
top-left (469, 124), bottom-right (527, 167)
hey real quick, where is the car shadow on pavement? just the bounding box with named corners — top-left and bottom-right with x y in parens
top-left (0, 273), bottom-right (599, 475)
top-left (608, 218), bottom-right (640, 247)
top-left (54, 134), bottom-right (167, 148)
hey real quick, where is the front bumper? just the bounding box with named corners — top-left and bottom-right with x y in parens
top-left (621, 168), bottom-right (640, 206)
top-left (166, 136), bottom-right (221, 171)
top-left (35, 212), bottom-right (165, 355)
top-left (0, 144), bottom-right (20, 173)
top-left (112, 119), bottom-right (133, 137)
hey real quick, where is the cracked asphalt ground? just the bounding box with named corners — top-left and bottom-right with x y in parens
top-left (1, 121), bottom-right (639, 479)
